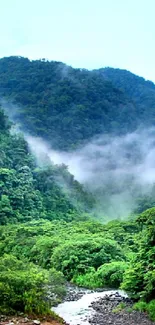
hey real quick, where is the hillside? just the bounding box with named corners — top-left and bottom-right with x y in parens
top-left (100, 67), bottom-right (155, 124)
top-left (0, 107), bottom-right (93, 225)
top-left (1, 57), bottom-right (155, 151)
top-left (0, 56), bottom-right (137, 150)
top-left (0, 58), bottom-right (155, 320)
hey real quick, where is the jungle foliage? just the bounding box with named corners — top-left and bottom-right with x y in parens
top-left (0, 59), bottom-right (155, 319)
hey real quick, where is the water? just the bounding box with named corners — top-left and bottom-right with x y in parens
top-left (53, 289), bottom-right (127, 325)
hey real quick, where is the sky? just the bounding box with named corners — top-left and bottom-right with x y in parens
top-left (0, 0), bottom-right (155, 81)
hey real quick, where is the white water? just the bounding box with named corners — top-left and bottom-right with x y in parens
top-left (53, 289), bottom-right (127, 325)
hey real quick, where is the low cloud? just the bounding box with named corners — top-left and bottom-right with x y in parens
top-left (2, 98), bottom-right (155, 220)
top-left (26, 129), bottom-right (155, 220)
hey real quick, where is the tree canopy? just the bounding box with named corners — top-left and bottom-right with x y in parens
top-left (0, 59), bottom-right (155, 320)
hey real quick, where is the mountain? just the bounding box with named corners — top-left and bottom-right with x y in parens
top-left (0, 57), bottom-right (155, 318)
top-left (1, 57), bottom-right (155, 218)
top-left (0, 107), bottom-right (93, 225)
top-left (100, 67), bottom-right (155, 124)
top-left (1, 57), bottom-right (155, 151)
top-left (0, 56), bottom-right (137, 150)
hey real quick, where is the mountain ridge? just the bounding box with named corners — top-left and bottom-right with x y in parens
top-left (0, 56), bottom-right (149, 150)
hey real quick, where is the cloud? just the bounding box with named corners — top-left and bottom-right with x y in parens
top-left (25, 128), bottom-right (155, 220)
top-left (2, 98), bottom-right (155, 220)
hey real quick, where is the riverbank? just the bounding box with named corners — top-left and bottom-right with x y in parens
top-left (0, 315), bottom-right (67, 325)
top-left (53, 286), bottom-right (155, 325)
top-left (89, 293), bottom-right (155, 325)
top-left (2, 292), bottom-right (155, 325)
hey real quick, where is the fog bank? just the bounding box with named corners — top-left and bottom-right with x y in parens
top-left (25, 129), bottom-right (155, 219)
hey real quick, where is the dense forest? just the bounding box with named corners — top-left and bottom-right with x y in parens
top-left (0, 108), bottom-right (93, 225)
top-left (101, 67), bottom-right (155, 123)
top-left (1, 57), bottom-right (155, 150)
top-left (0, 56), bottom-right (140, 150)
top-left (0, 57), bottom-right (155, 321)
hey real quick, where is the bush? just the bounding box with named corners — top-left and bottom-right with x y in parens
top-left (113, 302), bottom-right (126, 313)
top-left (147, 300), bottom-right (155, 321)
top-left (50, 238), bottom-right (123, 280)
top-left (72, 261), bottom-right (128, 289)
top-left (133, 300), bottom-right (155, 321)
top-left (133, 301), bottom-right (147, 312)
top-left (72, 267), bottom-right (101, 288)
top-left (0, 254), bottom-right (65, 315)
top-left (96, 261), bottom-right (128, 288)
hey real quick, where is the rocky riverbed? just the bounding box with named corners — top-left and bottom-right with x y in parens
top-left (89, 292), bottom-right (155, 325)
top-left (0, 315), bottom-right (65, 325)
top-left (53, 286), bottom-right (155, 325)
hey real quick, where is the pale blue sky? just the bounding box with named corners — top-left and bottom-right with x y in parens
top-left (0, 0), bottom-right (155, 81)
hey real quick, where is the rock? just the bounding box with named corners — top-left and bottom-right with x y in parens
top-left (18, 312), bottom-right (24, 316)
top-left (24, 317), bottom-right (29, 323)
top-left (33, 320), bottom-right (40, 325)
top-left (0, 315), bottom-right (7, 321)
top-left (89, 296), bottom-right (155, 325)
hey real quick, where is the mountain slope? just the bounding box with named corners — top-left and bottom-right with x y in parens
top-left (0, 59), bottom-right (155, 319)
top-left (0, 107), bottom-right (93, 225)
top-left (0, 56), bottom-right (137, 150)
top-left (100, 67), bottom-right (155, 124)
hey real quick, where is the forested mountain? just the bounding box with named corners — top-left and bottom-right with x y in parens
top-left (101, 67), bottom-right (155, 124)
top-left (0, 108), bottom-right (93, 225)
top-left (0, 57), bottom-right (155, 151)
top-left (0, 56), bottom-right (137, 150)
top-left (0, 57), bottom-right (155, 321)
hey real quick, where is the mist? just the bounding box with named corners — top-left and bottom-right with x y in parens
top-left (25, 128), bottom-right (155, 220)
top-left (1, 98), bottom-right (155, 220)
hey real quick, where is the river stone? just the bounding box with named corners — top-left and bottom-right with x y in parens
top-left (24, 317), bottom-right (29, 322)
top-left (89, 297), bottom-right (155, 325)
top-left (33, 320), bottom-right (40, 325)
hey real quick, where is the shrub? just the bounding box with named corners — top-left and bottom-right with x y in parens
top-left (96, 261), bottom-right (128, 288)
top-left (113, 302), bottom-right (126, 313)
top-left (0, 254), bottom-right (65, 315)
top-left (72, 267), bottom-right (101, 288)
top-left (147, 300), bottom-right (155, 321)
top-left (133, 301), bottom-right (147, 312)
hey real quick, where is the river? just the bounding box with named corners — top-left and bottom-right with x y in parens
top-left (52, 287), bottom-right (127, 325)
